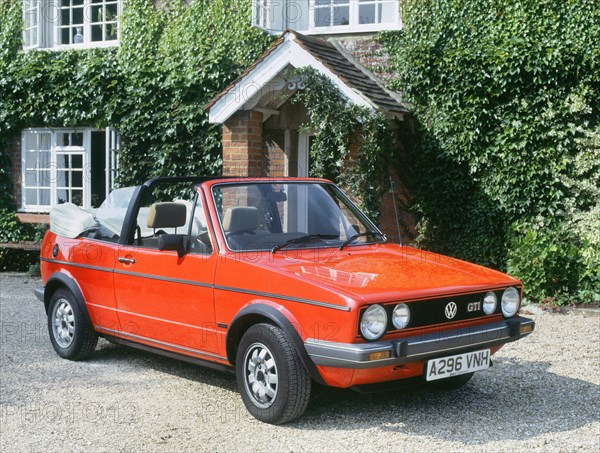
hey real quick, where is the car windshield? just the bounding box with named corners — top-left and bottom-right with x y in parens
top-left (212, 182), bottom-right (385, 252)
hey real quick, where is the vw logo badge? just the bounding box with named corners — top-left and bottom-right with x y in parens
top-left (445, 301), bottom-right (458, 319)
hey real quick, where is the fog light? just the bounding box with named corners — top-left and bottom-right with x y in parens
top-left (368, 351), bottom-right (391, 361)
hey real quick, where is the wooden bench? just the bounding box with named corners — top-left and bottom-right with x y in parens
top-left (0, 241), bottom-right (41, 251)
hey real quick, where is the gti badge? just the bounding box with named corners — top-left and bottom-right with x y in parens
top-left (445, 301), bottom-right (458, 319)
top-left (467, 301), bottom-right (481, 312)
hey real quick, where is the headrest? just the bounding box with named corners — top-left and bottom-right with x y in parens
top-left (147, 202), bottom-right (187, 229)
top-left (222, 207), bottom-right (259, 232)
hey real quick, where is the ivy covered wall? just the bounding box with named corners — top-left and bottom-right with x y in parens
top-left (380, 0), bottom-right (600, 302)
top-left (0, 0), bottom-right (273, 191)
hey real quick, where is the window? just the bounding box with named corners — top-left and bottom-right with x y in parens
top-left (22, 0), bottom-right (120, 49)
top-left (251, 0), bottom-right (400, 34)
top-left (314, 0), bottom-right (350, 28)
top-left (21, 128), bottom-right (120, 212)
top-left (23, 0), bottom-right (41, 48)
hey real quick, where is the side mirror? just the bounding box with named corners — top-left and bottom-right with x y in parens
top-left (158, 234), bottom-right (188, 258)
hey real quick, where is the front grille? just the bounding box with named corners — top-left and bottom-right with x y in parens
top-left (359, 288), bottom-right (515, 338)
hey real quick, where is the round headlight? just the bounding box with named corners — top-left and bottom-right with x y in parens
top-left (392, 303), bottom-right (411, 329)
top-left (483, 291), bottom-right (497, 315)
top-left (501, 287), bottom-right (520, 317)
top-left (360, 304), bottom-right (387, 340)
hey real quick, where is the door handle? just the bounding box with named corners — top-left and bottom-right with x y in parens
top-left (118, 257), bottom-right (136, 265)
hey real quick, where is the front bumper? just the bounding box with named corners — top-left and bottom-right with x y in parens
top-left (305, 316), bottom-right (535, 369)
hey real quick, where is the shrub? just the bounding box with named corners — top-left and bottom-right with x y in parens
top-left (381, 0), bottom-right (600, 302)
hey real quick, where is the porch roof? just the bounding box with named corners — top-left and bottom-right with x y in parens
top-left (205, 30), bottom-right (408, 125)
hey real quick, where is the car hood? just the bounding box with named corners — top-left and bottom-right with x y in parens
top-left (272, 244), bottom-right (519, 303)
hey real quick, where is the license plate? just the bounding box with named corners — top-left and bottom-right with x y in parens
top-left (425, 349), bottom-right (490, 381)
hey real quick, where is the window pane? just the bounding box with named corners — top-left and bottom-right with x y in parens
top-left (73, 8), bottom-right (83, 25)
top-left (71, 190), bottom-right (83, 206)
top-left (379, 2), bottom-right (396, 23)
top-left (91, 5), bottom-right (102, 23)
top-left (40, 189), bottom-right (51, 205)
top-left (39, 151), bottom-right (51, 168)
top-left (39, 134), bottom-right (51, 151)
top-left (314, 9), bottom-right (330, 27)
top-left (56, 154), bottom-right (69, 168)
top-left (72, 171), bottom-right (83, 188)
top-left (56, 170), bottom-right (67, 187)
top-left (57, 188), bottom-right (68, 204)
top-left (71, 133), bottom-right (83, 147)
top-left (58, 133), bottom-right (68, 146)
top-left (25, 189), bottom-right (38, 205)
top-left (106, 25), bottom-right (118, 41)
top-left (106, 3), bottom-right (118, 20)
top-left (25, 151), bottom-right (37, 168)
top-left (72, 154), bottom-right (83, 168)
top-left (92, 24), bottom-right (103, 41)
top-left (359, 4), bottom-right (376, 24)
top-left (61, 8), bottom-right (70, 26)
top-left (40, 170), bottom-right (51, 186)
top-left (25, 172), bottom-right (38, 187)
top-left (332, 6), bottom-right (349, 25)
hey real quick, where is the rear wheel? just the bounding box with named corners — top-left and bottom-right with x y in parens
top-left (47, 288), bottom-right (98, 360)
top-left (428, 372), bottom-right (474, 389)
top-left (236, 323), bottom-right (311, 424)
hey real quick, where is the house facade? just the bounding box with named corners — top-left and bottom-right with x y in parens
top-left (7, 0), bottom-right (413, 240)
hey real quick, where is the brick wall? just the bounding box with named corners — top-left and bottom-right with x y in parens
top-left (221, 111), bottom-right (264, 177)
top-left (332, 36), bottom-right (395, 84)
top-left (4, 136), bottom-right (22, 209)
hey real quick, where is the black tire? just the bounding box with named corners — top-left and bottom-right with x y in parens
top-left (236, 323), bottom-right (311, 424)
top-left (428, 372), bottom-right (474, 390)
top-left (47, 288), bottom-right (98, 361)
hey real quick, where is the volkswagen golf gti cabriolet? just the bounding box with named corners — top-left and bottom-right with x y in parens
top-left (36, 176), bottom-right (535, 424)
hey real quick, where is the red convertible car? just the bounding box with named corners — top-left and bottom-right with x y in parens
top-left (36, 176), bottom-right (535, 424)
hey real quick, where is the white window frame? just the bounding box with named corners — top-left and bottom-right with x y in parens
top-left (252, 0), bottom-right (401, 35)
top-left (21, 128), bottom-right (119, 212)
top-left (23, 0), bottom-right (43, 49)
top-left (22, 0), bottom-right (121, 51)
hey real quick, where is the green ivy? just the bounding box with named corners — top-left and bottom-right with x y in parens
top-left (0, 0), bottom-right (272, 190)
top-left (380, 0), bottom-right (600, 302)
top-left (292, 68), bottom-right (394, 220)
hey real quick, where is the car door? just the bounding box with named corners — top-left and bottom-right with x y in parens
top-left (113, 187), bottom-right (220, 358)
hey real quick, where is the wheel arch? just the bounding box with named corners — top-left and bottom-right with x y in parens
top-left (44, 272), bottom-right (92, 327)
top-left (226, 304), bottom-right (326, 385)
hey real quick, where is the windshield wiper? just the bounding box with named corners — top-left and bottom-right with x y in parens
top-left (271, 234), bottom-right (339, 253)
top-left (338, 232), bottom-right (386, 251)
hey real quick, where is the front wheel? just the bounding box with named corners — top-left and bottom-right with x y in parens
top-left (236, 323), bottom-right (311, 424)
top-left (47, 288), bottom-right (98, 360)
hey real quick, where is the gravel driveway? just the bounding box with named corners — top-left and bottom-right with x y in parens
top-left (1, 273), bottom-right (598, 452)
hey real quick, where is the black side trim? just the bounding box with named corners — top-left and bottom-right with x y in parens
top-left (44, 272), bottom-right (92, 325)
top-left (227, 304), bottom-right (326, 385)
top-left (214, 284), bottom-right (350, 312)
top-left (103, 334), bottom-right (234, 374)
top-left (41, 257), bottom-right (348, 311)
